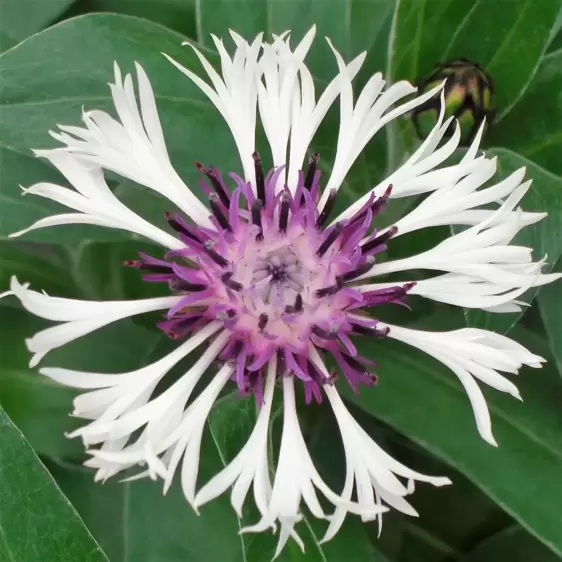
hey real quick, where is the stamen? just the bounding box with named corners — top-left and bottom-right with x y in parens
top-left (123, 260), bottom-right (172, 274)
top-left (350, 324), bottom-right (389, 337)
top-left (253, 152), bottom-right (266, 203)
top-left (251, 199), bottom-right (263, 240)
top-left (167, 315), bottom-right (203, 339)
top-left (258, 313), bottom-right (268, 330)
top-left (169, 278), bottom-right (208, 292)
top-left (221, 271), bottom-right (243, 291)
top-left (341, 353), bottom-right (368, 373)
top-left (285, 293), bottom-right (304, 313)
top-left (311, 325), bottom-right (338, 340)
top-left (216, 309), bottom-right (236, 320)
top-left (279, 192), bottom-right (291, 233)
top-left (316, 189), bottom-right (338, 229)
top-left (165, 212), bottom-right (201, 242)
top-left (196, 162), bottom-right (230, 208)
top-left (361, 226), bottom-right (398, 254)
top-left (316, 222), bottom-right (344, 257)
top-left (232, 340), bottom-right (244, 358)
top-left (304, 153), bottom-right (319, 190)
top-left (203, 240), bottom-right (229, 267)
top-left (315, 283), bottom-right (341, 298)
top-left (371, 184), bottom-right (392, 214)
top-left (209, 193), bottom-right (232, 232)
top-left (337, 256), bottom-right (376, 284)
top-left (276, 348), bottom-right (286, 377)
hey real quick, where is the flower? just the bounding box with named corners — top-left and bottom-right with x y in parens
top-left (4, 26), bottom-right (559, 556)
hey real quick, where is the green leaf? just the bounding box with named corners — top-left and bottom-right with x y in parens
top-left (343, 321), bottom-right (562, 558)
top-left (48, 438), bottom-right (245, 562)
top-left (0, 240), bottom-right (79, 299)
top-left (538, 256), bottom-right (562, 378)
top-left (488, 51), bottom-right (562, 176)
top-left (0, 14), bottom-right (240, 240)
top-left (461, 149), bottom-right (562, 334)
top-left (64, 0), bottom-right (197, 40)
top-left (0, 0), bottom-right (77, 51)
top-left (0, 405), bottom-right (108, 562)
top-left (72, 239), bottom-right (169, 301)
top-left (458, 524), bottom-right (560, 562)
top-left (389, 0), bottom-right (560, 119)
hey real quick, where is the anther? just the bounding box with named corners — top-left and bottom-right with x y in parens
top-left (203, 240), bottom-right (229, 267)
top-left (169, 278), bottom-right (207, 292)
top-left (316, 222), bottom-right (344, 257)
top-left (316, 189), bottom-right (338, 229)
top-left (315, 285), bottom-right (337, 298)
top-left (221, 271), bottom-right (243, 291)
top-left (164, 212), bottom-right (201, 242)
top-left (304, 153), bottom-right (319, 190)
top-left (285, 293), bottom-right (304, 313)
top-left (232, 340), bottom-right (244, 358)
top-left (258, 313), bottom-right (268, 331)
top-left (209, 193), bottom-right (232, 232)
top-left (337, 256), bottom-right (376, 284)
top-left (216, 309), bottom-right (236, 320)
top-left (341, 353), bottom-right (367, 372)
top-left (253, 152), bottom-right (266, 203)
top-left (311, 325), bottom-right (338, 340)
top-left (361, 226), bottom-right (398, 254)
top-left (279, 192), bottom-right (291, 233)
top-left (124, 260), bottom-right (172, 274)
top-left (371, 184), bottom-right (392, 214)
top-left (350, 324), bottom-right (389, 337)
top-left (196, 162), bottom-right (231, 208)
top-left (251, 199), bottom-right (264, 240)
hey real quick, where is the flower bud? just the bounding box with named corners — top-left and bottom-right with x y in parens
top-left (412, 58), bottom-right (496, 145)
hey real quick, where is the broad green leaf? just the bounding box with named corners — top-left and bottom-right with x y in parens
top-left (197, 0), bottom-right (394, 75)
top-left (0, 405), bottom-right (108, 562)
top-left (64, 0), bottom-right (197, 40)
top-left (0, 14), bottom-right (240, 240)
top-left (0, 240), bottom-right (79, 299)
top-left (48, 438), bottom-right (245, 562)
top-left (488, 51), bottom-right (562, 177)
top-left (538, 256), bottom-right (562, 378)
top-left (0, 0), bottom-right (77, 50)
top-left (458, 524), bottom-right (560, 562)
top-left (462, 149), bottom-right (562, 334)
top-left (72, 239), bottom-right (169, 301)
top-left (546, 5), bottom-right (562, 52)
top-left (389, 0), bottom-right (560, 119)
top-left (343, 320), bottom-right (562, 557)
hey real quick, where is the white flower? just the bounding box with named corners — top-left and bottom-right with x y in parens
top-left (4, 26), bottom-right (559, 556)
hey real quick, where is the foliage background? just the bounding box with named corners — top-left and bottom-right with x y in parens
top-left (0, 0), bottom-right (561, 560)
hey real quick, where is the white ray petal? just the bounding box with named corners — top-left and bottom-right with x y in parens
top-left (195, 358), bottom-right (277, 516)
top-left (165, 33), bottom-right (262, 185)
top-left (10, 276), bottom-right (180, 366)
top-left (45, 64), bottom-right (210, 225)
top-left (10, 151), bottom-right (183, 249)
top-left (385, 324), bottom-right (543, 443)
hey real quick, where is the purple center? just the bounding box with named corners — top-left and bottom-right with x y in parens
top-left (126, 153), bottom-right (413, 403)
